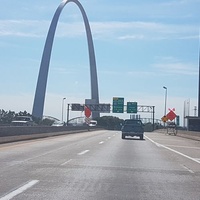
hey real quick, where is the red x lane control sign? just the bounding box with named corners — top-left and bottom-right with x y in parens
top-left (166, 110), bottom-right (176, 121)
top-left (84, 106), bottom-right (91, 118)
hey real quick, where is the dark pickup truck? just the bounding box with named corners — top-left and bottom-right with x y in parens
top-left (121, 119), bottom-right (144, 140)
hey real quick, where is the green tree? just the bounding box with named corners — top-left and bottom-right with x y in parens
top-left (39, 118), bottom-right (55, 126)
top-left (96, 116), bottom-right (124, 130)
top-left (16, 110), bottom-right (31, 117)
top-left (0, 109), bottom-right (15, 124)
top-left (0, 109), bottom-right (34, 125)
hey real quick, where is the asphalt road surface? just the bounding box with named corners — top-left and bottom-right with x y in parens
top-left (0, 130), bottom-right (199, 200)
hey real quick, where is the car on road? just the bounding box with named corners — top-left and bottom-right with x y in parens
top-left (51, 121), bottom-right (65, 126)
top-left (121, 119), bottom-right (144, 140)
top-left (88, 120), bottom-right (97, 127)
top-left (11, 116), bottom-right (35, 126)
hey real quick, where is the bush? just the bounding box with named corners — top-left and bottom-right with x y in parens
top-left (96, 116), bottom-right (124, 130)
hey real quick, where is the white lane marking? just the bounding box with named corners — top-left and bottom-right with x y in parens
top-left (60, 159), bottom-right (72, 166)
top-left (77, 150), bottom-right (90, 155)
top-left (108, 137), bottom-right (111, 139)
top-left (145, 135), bottom-right (200, 164)
top-left (0, 180), bottom-right (39, 200)
top-left (180, 164), bottom-right (194, 174)
top-left (165, 145), bottom-right (200, 150)
top-left (99, 141), bottom-right (104, 144)
top-left (113, 135), bottom-right (116, 137)
top-left (155, 143), bottom-right (163, 147)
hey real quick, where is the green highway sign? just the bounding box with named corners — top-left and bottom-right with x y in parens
top-left (112, 97), bottom-right (124, 113)
top-left (127, 102), bottom-right (137, 113)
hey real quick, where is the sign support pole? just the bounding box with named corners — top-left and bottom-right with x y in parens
top-left (153, 106), bottom-right (155, 131)
top-left (66, 104), bottom-right (70, 126)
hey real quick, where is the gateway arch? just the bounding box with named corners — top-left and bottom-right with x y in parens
top-left (32, 0), bottom-right (99, 119)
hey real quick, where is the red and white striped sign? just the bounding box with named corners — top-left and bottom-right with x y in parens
top-left (85, 117), bottom-right (91, 124)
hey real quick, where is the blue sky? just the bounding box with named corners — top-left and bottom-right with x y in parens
top-left (0, 0), bottom-right (200, 124)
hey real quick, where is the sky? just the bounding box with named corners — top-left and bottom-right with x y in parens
top-left (0, 0), bottom-right (200, 125)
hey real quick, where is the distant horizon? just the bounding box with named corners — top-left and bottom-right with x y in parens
top-left (0, 0), bottom-right (199, 126)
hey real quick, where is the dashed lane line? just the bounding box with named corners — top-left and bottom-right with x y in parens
top-left (99, 141), bottom-right (104, 144)
top-left (77, 150), bottom-right (90, 155)
top-left (60, 159), bottom-right (73, 166)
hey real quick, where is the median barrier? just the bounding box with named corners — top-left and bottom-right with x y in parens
top-left (0, 126), bottom-right (99, 144)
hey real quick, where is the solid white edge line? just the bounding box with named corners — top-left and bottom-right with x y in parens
top-left (163, 144), bottom-right (200, 150)
top-left (77, 150), bottom-right (90, 155)
top-left (0, 180), bottom-right (39, 200)
top-left (145, 135), bottom-right (200, 164)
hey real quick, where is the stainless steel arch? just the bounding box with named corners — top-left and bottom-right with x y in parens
top-left (32, 0), bottom-right (99, 119)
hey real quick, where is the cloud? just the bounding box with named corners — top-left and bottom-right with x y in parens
top-left (153, 57), bottom-right (198, 75)
top-left (99, 69), bottom-right (156, 79)
top-left (117, 34), bottom-right (145, 40)
top-left (0, 20), bottom-right (48, 38)
top-left (0, 19), bottom-right (198, 41)
top-left (161, 0), bottom-right (199, 6)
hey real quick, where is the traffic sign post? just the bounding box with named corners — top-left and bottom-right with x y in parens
top-left (127, 102), bottom-right (137, 113)
top-left (176, 115), bottom-right (180, 126)
top-left (112, 97), bottom-right (124, 113)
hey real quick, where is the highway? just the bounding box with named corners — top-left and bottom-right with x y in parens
top-left (0, 130), bottom-right (199, 200)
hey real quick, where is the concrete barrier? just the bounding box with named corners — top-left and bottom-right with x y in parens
top-left (176, 130), bottom-right (200, 141)
top-left (156, 129), bottom-right (200, 141)
top-left (0, 126), bottom-right (99, 144)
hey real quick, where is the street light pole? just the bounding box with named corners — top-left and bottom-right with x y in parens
top-left (62, 98), bottom-right (66, 121)
top-left (163, 86), bottom-right (167, 116)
